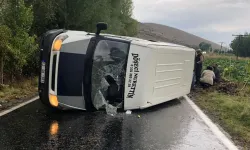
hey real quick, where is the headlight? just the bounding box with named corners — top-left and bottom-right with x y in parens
top-left (52, 34), bottom-right (68, 51)
top-left (49, 94), bottom-right (59, 107)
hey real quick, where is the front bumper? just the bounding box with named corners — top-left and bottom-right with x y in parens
top-left (38, 29), bottom-right (65, 107)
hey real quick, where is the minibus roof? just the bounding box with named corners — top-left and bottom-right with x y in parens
top-left (101, 33), bottom-right (192, 49)
top-left (64, 30), bottom-right (193, 50)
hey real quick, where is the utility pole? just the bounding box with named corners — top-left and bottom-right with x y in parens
top-left (219, 42), bottom-right (224, 54)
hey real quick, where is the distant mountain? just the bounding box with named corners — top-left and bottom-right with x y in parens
top-left (137, 22), bottom-right (223, 50)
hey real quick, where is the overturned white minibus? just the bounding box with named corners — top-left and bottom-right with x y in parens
top-left (39, 23), bottom-right (195, 111)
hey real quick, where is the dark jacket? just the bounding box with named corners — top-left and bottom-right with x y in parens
top-left (213, 67), bottom-right (221, 81)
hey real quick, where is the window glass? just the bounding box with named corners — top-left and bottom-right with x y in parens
top-left (91, 40), bottom-right (129, 109)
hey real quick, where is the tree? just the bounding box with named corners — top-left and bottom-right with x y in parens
top-left (0, 0), bottom-right (138, 82)
top-left (27, 0), bottom-right (138, 37)
top-left (0, 25), bottom-right (11, 84)
top-left (0, 0), bottom-right (5, 21)
top-left (103, 0), bottom-right (138, 36)
top-left (189, 45), bottom-right (199, 50)
top-left (199, 42), bottom-right (212, 51)
top-left (230, 33), bottom-right (250, 57)
top-left (26, 0), bottom-right (58, 36)
top-left (214, 49), bottom-right (220, 53)
top-left (3, 0), bottom-right (38, 80)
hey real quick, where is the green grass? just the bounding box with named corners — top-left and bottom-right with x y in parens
top-left (0, 77), bottom-right (38, 101)
top-left (204, 53), bottom-right (250, 61)
top-left (193, 54), bottom-right (250, 148)
top-left (193, 88), bottom-right (250, 148)
top-left (203, 55), bottom-right (249, 82)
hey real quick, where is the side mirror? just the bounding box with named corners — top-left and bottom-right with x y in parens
top-left (96, 22), bottom-right (108, 36)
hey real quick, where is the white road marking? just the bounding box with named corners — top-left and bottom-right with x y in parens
top-left (184, 95), bottom-right (239, 150)
top-left (0, 96), bottom-right (39, 117)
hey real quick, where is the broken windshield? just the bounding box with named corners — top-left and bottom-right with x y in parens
top-left (91, 40), bottom-right (129, 110)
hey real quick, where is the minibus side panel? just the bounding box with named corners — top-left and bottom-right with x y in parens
top-left (149, 46), bottom-right (195, 106)
top-left (124, 44), bottom-right (195, 110)
top-left (124, 45), bottom-right (153, 110)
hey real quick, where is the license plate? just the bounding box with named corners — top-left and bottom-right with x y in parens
top-left (41, 62), bottom-right (45, 83)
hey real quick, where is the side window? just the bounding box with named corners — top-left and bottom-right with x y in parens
top-left (93, 40), bottom-right (129, 62)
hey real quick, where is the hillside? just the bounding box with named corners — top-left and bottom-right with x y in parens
top-left (137, 23), bottom-right (223, 50)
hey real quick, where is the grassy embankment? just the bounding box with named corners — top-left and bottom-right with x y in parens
top-left (0, 77), bottom-right (38, 111)
top-left (191, 53), bottom-right (250, 149)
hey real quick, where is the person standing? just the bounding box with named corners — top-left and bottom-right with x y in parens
top-left (191, 51), bottom-right (197, 90)
top-left (195, 50), bottom-right (204, 84)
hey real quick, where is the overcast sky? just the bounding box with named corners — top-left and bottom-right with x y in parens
top-left (132, 0), bottom-right (250, 47)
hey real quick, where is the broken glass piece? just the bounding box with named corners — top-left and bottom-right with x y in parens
top-left (91, 40), bottom-right (129, 113)
top-left (116, 102), bottom-right (123, 108)
top-left (126, 110), bottom-right (132, 115)
top-left (93, 90), bottom-right (107, 110)
top-left (101, 77), bottom-right (109, 91)
top-left (105, 103), bottom-right (117, 116)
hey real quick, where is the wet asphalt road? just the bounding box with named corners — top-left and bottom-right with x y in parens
top-left (0, 98), bottom-right (228, 150)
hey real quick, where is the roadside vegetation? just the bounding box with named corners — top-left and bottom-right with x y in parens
top-left (190, 53), bottom-right (250, 149)
top-left (0, 0), bottom-right (137, 110)
top-left (0, 77), bottom-right (38, 111)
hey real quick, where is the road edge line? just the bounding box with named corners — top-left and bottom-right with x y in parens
top-left (0, 96), bottom-right (39, 117)
top-left (184, 95), bottom-right (239, 150)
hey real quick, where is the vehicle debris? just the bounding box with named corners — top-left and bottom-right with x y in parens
top-left (126, 110), bottom-right (132, 114)
top-left (105, 103), bottom-right (117, 116)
